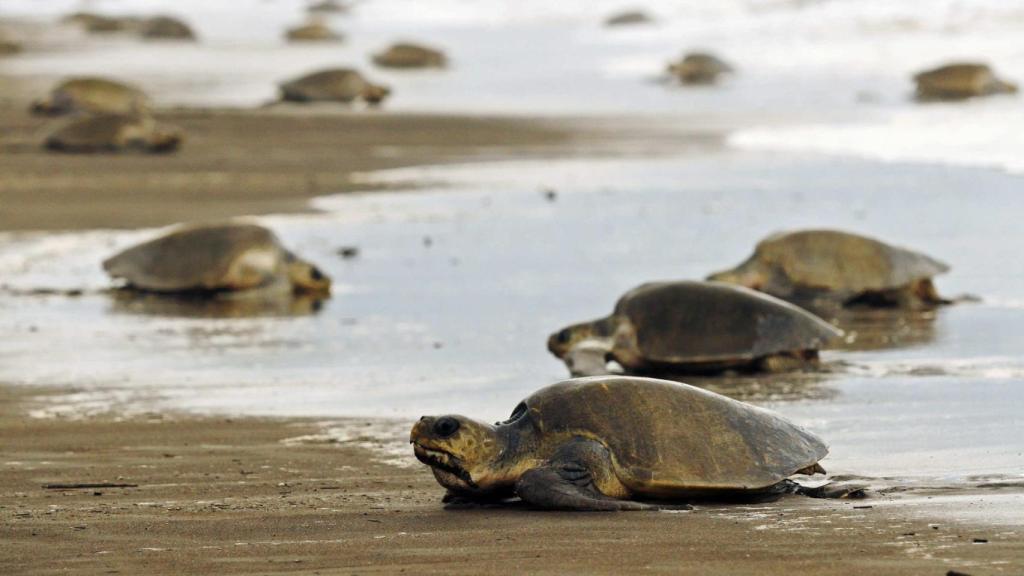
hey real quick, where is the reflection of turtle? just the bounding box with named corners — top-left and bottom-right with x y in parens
top-left (914, 63), bottom-right (1017, 101)
top-left (279, 68), bottom-right (391, 105)
top-left (31, 77), bottom-right (149, 116)
top-left (44, 114), bottom-right (182, 154)
top-left (372, 43), bottom-right (447, 69)
top-left (140, 16), bottom-right (196, 41)
top-left (667, 52), bottom-right (733, 84)
top-left (708, 230), bottom-right (950, 311)
top-left (285, 22), bottom-right (343, 42)
top-left (412, 376), bottom-right (861, 511)
top-left (108, 289), bottom-right (326, 318)
top-left (103, 223), bottom-right (331, 296)
top-left (548, 281), bottom-right (839, 376)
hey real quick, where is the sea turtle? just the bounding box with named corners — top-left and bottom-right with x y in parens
top-left (31, 77), bottom-right (149, 116)
top-left (548, 281), bottom-right (840, 376)
top-left (707, 230), bottom-right (950, 310)
top-left (103, 222), bottom-right (331, 296)
top-left (372, 43), bottom-right (447, 69)
top-left (604, 10), bottom-right (654, 27)
top-left (666, 52), bottom-right (733, 85)
top-left (44, 114), bottom-right (182, 154)
top-left (307, 0), bottom-right (349, 14)
top-left (0, 38), bottom-right (20, 55)
top-left (412, 376), bottom-right (860, 511)
top-left (285, 21), bottom-right (343, 42)
top-left (914, 62), bottom-right (1017, 101)
top-left (140, 16), bottom-right (196, 41)
top-left (62, 12), bottom-right (140, 34)
top-left (279, 68), bottom-right (391, 105)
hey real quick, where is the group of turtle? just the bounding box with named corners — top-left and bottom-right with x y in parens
top-left (411, 229), bottom-right (952, 511)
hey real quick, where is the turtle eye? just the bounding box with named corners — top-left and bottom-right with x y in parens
top-left (434, 417), bottom-right (460, 438)
top-left (309, 267), bottom-right (324, 281)
top-left (556, 329), bottom-right (572, 344)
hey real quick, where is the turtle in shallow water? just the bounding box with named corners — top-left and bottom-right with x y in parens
top-left (913, 62), bottom-right (1017, 101)
top-left (285, 21), bottom-right (343, 42)
top-left (667, 52), bottom-right (733, 85)
top-left (103, 222), bottom-right (331, 296)
top-left (44, 114), bottom-right (182, 154)
top-left (279, 68), bottom-right (391, 106)
top-left (372, 42), bottom-right (447, 69)
top-left (412, 376), bottom-right (861, 511)
top-left (139, 16), bottom-right (196, 41)
top-left (548, 281), bottom-right (839, 376)
top-left (31, 77), bottom-right (149, 116)
top-left (707, 230), bottom-right (951, 311)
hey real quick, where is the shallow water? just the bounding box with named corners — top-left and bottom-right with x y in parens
top-left (1, 150), bottom-right (1022, 491)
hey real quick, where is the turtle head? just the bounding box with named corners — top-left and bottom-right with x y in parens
top-left (285, 255), bottom-right (332, 296)
top-left (30, 98), bottom-right (61, 116)
top-left (547, 317), bottom-right (617, 359)
top-left (706, 259), bottom-right (767, 291)
top-left (410, 415), bottom-right (506, 494)
top-left (149, 126), bottom-right (183, 154)
top-left (362, 83), bottom-right (391, 106)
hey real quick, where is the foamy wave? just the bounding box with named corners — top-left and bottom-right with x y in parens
top-left (849, 356), bottom-right (1024, 380)
top-left (729, 99), bottom-right (1024, 174)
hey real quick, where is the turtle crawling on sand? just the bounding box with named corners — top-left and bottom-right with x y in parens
top-left (31, 77), bottom-right (149, 116)
top-left (707, 230), bottom-right (950, 311)
top-left (45, 114), bottom-right (182, 154)
top-left (548, 281), bottom-right (839, 376)
top-left (372, 43), bottom-right (447, 69)
top-left (412, 376), bottom-right (861, 511)
top-left (103, 222), bottom-right (331, 296)
top-left (140, 16), bottom-right (197, 41)
top-left (279, 68), bottom-right (391, 106)
top-left (913, 62), bottom-right (1017, 101)
top-left (667, 52), bottom-right (733, 85)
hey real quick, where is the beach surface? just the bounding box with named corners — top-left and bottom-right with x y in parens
top-left (2, 387), bottom-right (1020, 576)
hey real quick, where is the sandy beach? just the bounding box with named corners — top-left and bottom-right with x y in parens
top-left (2, 387), bottom-right (1020, 575)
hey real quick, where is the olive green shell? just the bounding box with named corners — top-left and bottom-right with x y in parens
top-left (103, 223), bottom-right (287, 292)
top-left (44, 77), bottom-right (149, 116)
top-left (612, 281), bottom-right (839, 364)
top-left (522, 377), bottom-right (827, 492)
top-left (914, 63), bottom-right (1017, 101)
top-left (717, 230), bottom-right (949, 300)
top-left (372, 43), bottom-right (447, 69)
top-left (279, 68), bottom-right (371, 102)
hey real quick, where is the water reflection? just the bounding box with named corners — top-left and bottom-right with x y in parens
top-left (106, 289), bottom-right (328, 319)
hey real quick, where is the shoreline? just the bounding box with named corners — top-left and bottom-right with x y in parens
top-left (1, 386), bottom-right (1020, 575)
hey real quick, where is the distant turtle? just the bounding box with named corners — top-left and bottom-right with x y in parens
top-left (0, 38), bottom-right (20, 55)
top-left (62, 12), bottom-right (140, 33)
top-left (140, 16), bottom-right (196, 41)
top-left (31, 77), bottom-right (149, 116)
top-left (914, 62), bottom-right (1017, 101)
top-left (279, 68), bottom-right (391, 105)
top-left (604, 10), bottom-right (654, 27)
top-left (548, 281), bottom-right (840, 376)
top-left (667, 52), bottom-right (733, 85)
top-left (412, 376), bottom-right (862, 511)
top-left (103, 222), bottom-right (331, 296)
top-left (44, 114), bottom-right (182, 154)
top-left (707, 230), bottom-right (951, 310)
top-left (372, 43), bottom-right (447, 69)
top-left (307, 0), bottom-right (349, 14)
top-left (285, 21), bottom-right (343, 42)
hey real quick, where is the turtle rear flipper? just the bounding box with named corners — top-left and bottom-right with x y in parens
top-left (791, 480), bottom-right (869, 500)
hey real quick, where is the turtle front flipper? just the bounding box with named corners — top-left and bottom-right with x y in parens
top-left (565, 340), bottom-right (614, 377)
top-left (515, 439), bottom-right (689, 511)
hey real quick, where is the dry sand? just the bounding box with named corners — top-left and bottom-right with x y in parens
top-left (1, 387), bottom-right (1020, 575)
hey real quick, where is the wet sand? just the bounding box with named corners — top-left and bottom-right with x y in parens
top-left (1, 388), bottom-right (1019, 575)
top-left (0, 104), bottom-right (576, 231)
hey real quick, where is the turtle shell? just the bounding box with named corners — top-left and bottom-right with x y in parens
top-left (753, 230), bottom-right (948, 298)
top-left (280, 69), bottom-right (371, 102)
top-left (103, 223), bottom-right (287, 292)
top-left (49, 77), bottom-right (149, 116)
top-left (613, 281), bottom-right (839, 365)
top-left (522, 376), bottom-right (827, 494)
